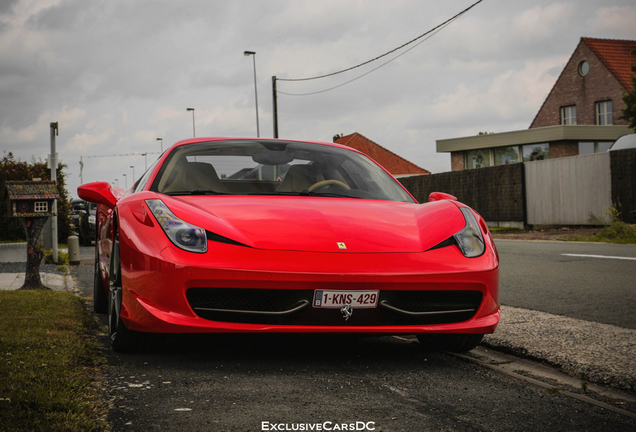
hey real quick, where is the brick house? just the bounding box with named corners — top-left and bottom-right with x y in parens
top-left (333, 132), bottom-right (430, 177)
top-left (437, 37), bottom-right (636, 171)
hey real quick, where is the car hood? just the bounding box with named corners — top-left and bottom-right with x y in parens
top-left (164, 196), bottom-right (466, 253)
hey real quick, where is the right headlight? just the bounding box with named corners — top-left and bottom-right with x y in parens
top-left (453, 207), bottom-right (485, 258)
top-left (146, 199), bottom-right (207, 253)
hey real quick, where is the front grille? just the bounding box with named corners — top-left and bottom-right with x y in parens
top-left (186, 288), bottom-right (483, 326)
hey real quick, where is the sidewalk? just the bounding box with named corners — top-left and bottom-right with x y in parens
top-left (0, 272), bottom-right (77, 292)
top-left (483, 306), bottom-right (636, 391)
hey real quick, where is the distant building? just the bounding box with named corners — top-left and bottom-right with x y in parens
top-left (438, 37), bottom-right (636, 171)
top-left (334, 132), bottom-right (430, 177)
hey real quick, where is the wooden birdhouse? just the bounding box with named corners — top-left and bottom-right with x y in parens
top-left (4, 180), bottom-right (60, 218)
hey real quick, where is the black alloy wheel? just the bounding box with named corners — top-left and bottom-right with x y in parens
top-left (108, 232), bottom-right (164, 353)
top-left (93, 247), bottom-right (108, 314)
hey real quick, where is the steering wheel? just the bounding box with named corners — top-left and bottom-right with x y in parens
top-left (307, 179), bottom-right (351, 192)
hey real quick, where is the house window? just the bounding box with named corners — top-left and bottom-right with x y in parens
top-left (493, 146), bottom-right (520, 165)
top-left (465, 149), bottom-right (491, 169)
top-left (522, 144), bottom-right (549, 162)
top-left (596, 101), bottom-right (613, 125)
top-left (34, 202), bottom-right (48, 212)
top-left (561, 105), bottom-right (577, 125)
top-left (579, 141), bottom-right (612, 154)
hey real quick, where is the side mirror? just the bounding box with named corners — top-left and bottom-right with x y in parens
top-left (428, 192), bottom-right (457, 202)
top-left (78, 182), bottom-right (118, 209)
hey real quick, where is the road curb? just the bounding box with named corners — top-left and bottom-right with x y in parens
top-left (483, 305), bottom-right (636, 391)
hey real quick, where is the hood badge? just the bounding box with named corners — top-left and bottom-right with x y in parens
top-left (337, 242), bottom-right (347, 249)
top-left (340, 303), bottom-right (353, 321)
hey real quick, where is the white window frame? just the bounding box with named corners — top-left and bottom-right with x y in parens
top-left (34, 201), bottom-right (48, 212)
top-left (596, 101), bottom-right (613, 125)
top-left (560, 105), bottom-right (577, 125)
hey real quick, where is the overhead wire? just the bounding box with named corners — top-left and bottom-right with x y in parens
top-left (276, 0), bottom-right (483, 96)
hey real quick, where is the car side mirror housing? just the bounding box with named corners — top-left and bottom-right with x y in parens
top-left (428, 192), bottom-right (458, 202)
top-left (78, 182), bottom-right (118, 209)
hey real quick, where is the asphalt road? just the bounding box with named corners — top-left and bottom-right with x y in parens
top-left (100, 333), bottom-right (634, 432)
top-left (495, 240), bottom-right (636, 329)
top-left (70, 243), bottom-right (636, 431)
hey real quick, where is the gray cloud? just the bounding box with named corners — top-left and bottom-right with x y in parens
top-left (1, 0), bottom-right (635, 198)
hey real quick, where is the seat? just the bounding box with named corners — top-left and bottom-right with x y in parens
top-left (276, 164), bottom-right (324, 192)
top-left (163, 161), bottom-right (228, 193)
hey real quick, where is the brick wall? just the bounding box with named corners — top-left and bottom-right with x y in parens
top-left (450, 152), bottom-right (465, 171)
top-left (610, 148), bottom-right (636, 224)
top-left (531, 41), bottom-right (628, 128)
top-left (549, 141), bottom-right (579, 159)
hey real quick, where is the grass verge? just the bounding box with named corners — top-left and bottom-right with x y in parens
top-left (0, 291), bottom-right (108, 432)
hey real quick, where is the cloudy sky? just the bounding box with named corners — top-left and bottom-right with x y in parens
top-left (1, 0), bottom-right (635, 198)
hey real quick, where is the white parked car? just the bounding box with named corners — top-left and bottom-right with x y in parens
top-left (609, 133), bottom-right (636, 151)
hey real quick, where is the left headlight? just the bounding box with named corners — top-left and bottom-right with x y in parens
top-left (453, 207), bottom-right (485, 258)
top-left (146, 199), bottom-right (207, 253)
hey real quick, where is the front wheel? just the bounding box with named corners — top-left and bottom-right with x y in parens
top-left (417, 334), bottom-right (484, 353)
top-left (108, 233), bottom-right (163, 353)
top-left (93, 256), bottom-right (108, 314)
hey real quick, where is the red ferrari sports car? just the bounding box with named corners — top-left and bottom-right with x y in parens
top-left (79, 138), bottom-right (499, 353)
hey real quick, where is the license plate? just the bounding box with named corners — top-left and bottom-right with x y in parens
top-left (313, 290), bottom-right (379, 308)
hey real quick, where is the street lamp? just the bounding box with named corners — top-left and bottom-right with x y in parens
top-left (157, 137), bottom-right (163, 153)
top-left (130, 166), bottom-right (135, 183)
top-left (186, 108), bottom-right (196, 137)
top-left (122, 173), bottom-right (127, 189)
top-left (244, 50), bottom-right (260, 137)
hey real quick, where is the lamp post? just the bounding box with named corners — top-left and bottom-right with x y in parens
top-left (186, 108), bottom-right (196, 137)
top-left (157, 137), bottom-right (163, 153)
top-left (244, 50), bottom-right (260, 137)
top-left (141, 153), bottom-right (148, 171)
top-left (130, 166), bottom-right (135, 183)
top-left (122, 173), bottom-right (127, 189)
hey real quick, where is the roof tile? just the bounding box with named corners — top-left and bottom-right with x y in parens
top-left (334, 133), bottom-right (430, 176)
top-left (582, 37), bottom-right (636, 89)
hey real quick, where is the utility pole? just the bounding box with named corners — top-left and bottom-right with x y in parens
top-left (79, 156), bottom-right (84, 185)
top-left (272, 76), bottom-right (279, 138)
top-left (49, 122), bottom-right (59, 263)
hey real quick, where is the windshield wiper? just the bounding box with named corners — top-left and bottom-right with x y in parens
top-left (163, 190), bottom-right (231, 196)
top-left (300, 191), bottom-right (361, 198)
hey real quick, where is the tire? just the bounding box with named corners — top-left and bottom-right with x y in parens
top-left (93, 256), bottom-right (108, 314)
top-left (417, 334), bottom-right (484, 353)
top-left (108, 232), bottom-right (163, 353)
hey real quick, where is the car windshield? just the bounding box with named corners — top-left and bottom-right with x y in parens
top-left (150, 140), bottom-right (415, 203)
top-left (72, 200), bottom-right (86, 212)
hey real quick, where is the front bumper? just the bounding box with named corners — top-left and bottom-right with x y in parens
top-left (118, 235), bottom-right (499, 335)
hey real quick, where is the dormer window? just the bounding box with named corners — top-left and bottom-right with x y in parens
top-left (34, 202), bottom-right (48, 212)
top-left (561, 105), bottom-right (577, 125)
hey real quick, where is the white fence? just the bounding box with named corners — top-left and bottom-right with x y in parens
top-left (525, 152), bottom-right (612, 225)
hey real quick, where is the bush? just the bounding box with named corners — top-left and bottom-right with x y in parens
top-left (581, 205), bottom-right (636, 244)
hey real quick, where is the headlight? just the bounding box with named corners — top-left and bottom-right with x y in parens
top-left (453, 207), bottom-right (485, 258)
top-left (146, 199), bottom-right (207, 253)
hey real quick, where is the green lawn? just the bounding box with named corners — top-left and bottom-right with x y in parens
top-left (0, 290), bottom-right (108, 432)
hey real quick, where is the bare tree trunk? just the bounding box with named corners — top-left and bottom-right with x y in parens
top-left (19, 217), bottom-right (50, 290)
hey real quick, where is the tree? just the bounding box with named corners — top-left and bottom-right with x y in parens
top-left (619, 49), bottom-right (636, 131)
